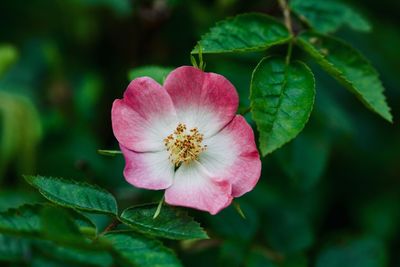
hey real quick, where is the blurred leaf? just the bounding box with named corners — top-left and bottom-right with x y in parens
top-left (120, 203), bottom-right (208, 240)
top-left (0, 204), bottom-right (96, 240)
top-left (297, 31), bottom-right (392, 122)
top-left (128, 66), bottom-right (173, 85)
top-left (219, 240), bottom-right (247, 267)
top-left (0, 190), bottom-right (39, 212)
top-left (316, 237), bottom-right (387, 267)
top-left (192, 13), bottom-right (290, 54)
top-left (0, 44), bottom-right (18, 77)
top-left (40, 206), bottom-right (87, 244)
top-left (35, 241), bottom-right (113, 267)
top-left (246, 247), bottom-right (278, 267)
top-left (291, 0), bottom-right (371, 33)
top-left (207, 201), bottom-right (258, 242)
top-left (276, 128), bottom-right (331, 190)
top-left (0, 204), bottom-right (41, 236)
top-left (357, 195), bottom-right (400, 240)
top-left (0, 234), bottom-right (29, 262)
top-left (24, 175), bottom-right (118, 215)
top-left (250, 56), bottom-right (315, 156)
top-left (103, 231), bottom-right (183, 267)
top-left (74, 73), bottom-right (103, 122)
top-left (0, 91), bottom-right (42, 181)
top-left (264, 207), bottom-right (314, 254)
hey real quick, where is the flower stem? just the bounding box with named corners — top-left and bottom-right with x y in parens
top-left (99, 218), bottom-right (120, 236)
top-left (153, 195), bottom-right (164, 219)
top-left (278, 0), bottom-right (294, 64)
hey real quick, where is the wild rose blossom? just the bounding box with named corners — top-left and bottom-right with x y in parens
top-left (112, 66), bottom-right (261, 214)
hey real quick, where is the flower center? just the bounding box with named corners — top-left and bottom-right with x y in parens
top-left (164, 123), bottom-right (207, 166)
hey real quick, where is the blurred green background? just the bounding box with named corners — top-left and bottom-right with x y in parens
top-left (0, 0), bottom-right (399, 266)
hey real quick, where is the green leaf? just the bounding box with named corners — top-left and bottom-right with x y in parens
top-left (120, 204), bottom-right (208, 240)
top-left (316, 237), bottom-right (387, 267)
top-left (297, 31), bottom-right (392, 122)
top-left (128, 65), bottom-right (173, 84)
top-left (0, 204), bottom-right (96, 241)
top-left (263, 207), bottom-right (314, 254)
top-left (276, 127), bottom-right (331, 190)
top-left (0, 204), bottom-right (41, 236)
top-left (0, 44), bottom-right (18, 77)
top-left (250, 56), bottom-right (315, 156)
top-left (40, 206), bottom-right (87, 244)
top-left (35, 241), bottom-right (113, 267)
top-left (0, 234), bottom-right (29, 262)
top-left (290, 0), bottom-right (371, 33)
top-left (24, 175), bottom-right (118, 215)
top-left (191, 13), bottom-right (290, 54)
top-left (103, 231), bottom-right (182, 267)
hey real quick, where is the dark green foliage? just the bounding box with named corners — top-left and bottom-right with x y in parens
top-left (0, 0), bottom-right (398, 266)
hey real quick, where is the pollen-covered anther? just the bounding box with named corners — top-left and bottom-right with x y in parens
top-left (164, 123), bottom-right (207, 166)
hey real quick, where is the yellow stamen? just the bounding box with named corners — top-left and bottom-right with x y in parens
top-left (164, 123), bottom-right (207, 166)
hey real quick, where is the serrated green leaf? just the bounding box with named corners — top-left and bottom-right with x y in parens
top-left (103, 231), bottom-right (182, 267)
top-left (297, 31), bottom-right (392, 122)
top-left (290, 0), bottom-right (371, 33)
top-left (191, 13), bottom-right (290, 54)
top-left (316, 237), bottom-right (387, 267)
top-left (24, 175), bottom-right (118, 215)
top-left (120, 204), bottom-right (208, 240)
top-left (128, 65), bottom-right (173, 84)
top-left (250, 56), bottom-right (315, 156)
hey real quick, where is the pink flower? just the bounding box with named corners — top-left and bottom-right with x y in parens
top-left (112, 66), bottom-right (261, 214)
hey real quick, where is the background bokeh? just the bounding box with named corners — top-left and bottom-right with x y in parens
top-left (0, 0), bottom-right (399, 266)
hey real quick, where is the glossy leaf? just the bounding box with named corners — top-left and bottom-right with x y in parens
top-left (128, 65), bottom-right (173, 84)
top-left (103, 231), bottom-right (182, 267)
top-left (297, 31), bottom-right (392, 122)
top-left (24, 175), bottom-right (118, 215)
top-left (250, 56), bottom-right (315, 156)
top-left (291, 0), bottom-right (371, 33)
top-left (120, 204), bottom-right (208, 240)
top-left (192, 13), bottom-right (290, 54)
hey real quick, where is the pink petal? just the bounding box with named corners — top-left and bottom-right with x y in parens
top-left (165, 162), bottom-right (233, 215)
top-left (111, 78), bottom-right (177, 152)
top-left (199, 115), bottom-right (261, 197)
top-left (120, 145), bottom-right (174, 190)
top-left (164, 66), bottom-right (238, 138)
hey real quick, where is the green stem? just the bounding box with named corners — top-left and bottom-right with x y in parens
top-left (99, 218), bottom-right (120, 236)
top-left (153, 195), bottom-right (164, 219)
top-left (240, 106), bottom-right (251, 115)
top-left (278, 0), bottom-right (294, 64)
